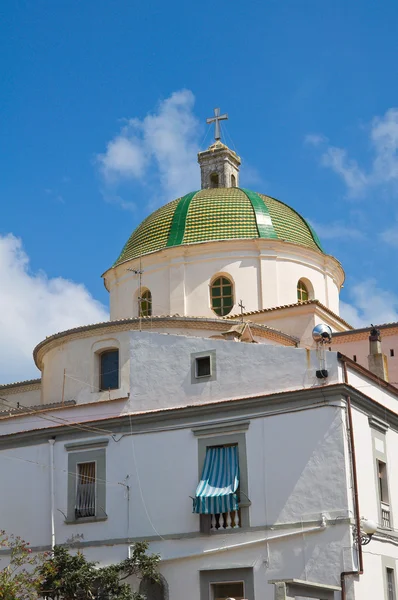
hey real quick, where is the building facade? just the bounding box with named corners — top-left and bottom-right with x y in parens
top-left (1, 130), bottom-right (398, 600)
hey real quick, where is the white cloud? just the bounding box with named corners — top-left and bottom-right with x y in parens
top-left (0, 234), bottom-right (108, 384)
top-left (97, 89), bottom-right (201, 205)
top-left (320, 147), bottom-right (368, 196)
top-left (304, 133), bottom-right (328, 147)
top-left (381, 222), bottom-right (398, 247)
top-left (307, 108), bottom-right (398, 197)
top-left (308, 218), bottom-right (364, 240)
top-left (340, 279), bottom-right (398, 328)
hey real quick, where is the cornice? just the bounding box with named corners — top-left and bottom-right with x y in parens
top-left (226, 299), bottom-right (352, 330)
top-left (334, 323), bottom-right (398, 343)
top-left (2, 381), bottom-right (398, 450)
top-left (103, 237), bottom-right (343, 280)
top-left (33, 316), bottom-right (297, 370)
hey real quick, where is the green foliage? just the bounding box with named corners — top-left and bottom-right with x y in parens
top-left (39, 541), bottom-right (160, 600)
top-left (0, 531), bottom-right (47, 600)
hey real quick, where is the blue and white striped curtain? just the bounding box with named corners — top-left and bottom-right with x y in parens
top-left (193, 446), bottom-right (239, 514)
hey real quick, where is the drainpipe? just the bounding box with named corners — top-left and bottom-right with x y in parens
top-left (48, 438), bottom-right (56, 551)
top-left (340, 361), bottom-right (363, 600)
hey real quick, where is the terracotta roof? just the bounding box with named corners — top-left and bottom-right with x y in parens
top-left (0, 378), bottom-right (41, 391)
top-left (0, 399), bottom-right (75, 416)
top-left (333, 321), bottom-right (398, 338)
top-left (338, 352), bottom-right (398, 393)
top-left (225, 299), bottom-right (353, 329)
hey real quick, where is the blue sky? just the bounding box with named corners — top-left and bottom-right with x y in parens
top-left (2, 0), bottom-right (398, 381)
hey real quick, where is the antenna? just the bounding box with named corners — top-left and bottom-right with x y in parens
top-left (127, 257), bottom-right (144, 332)
top-left (312, 324), bottom-right (332, 379)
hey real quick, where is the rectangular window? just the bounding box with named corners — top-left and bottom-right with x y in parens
top-left (200, 569), bottom-right (254, 600)
top-left (196, 356), bottom-right (211, 378)
top-left (193, 445), bottom-right (240, 530)
top-left (353, 355), bottom-right (357, 362)
top-left (391, 349), bottom-right (395, 357)
top-left (75, 462), bottom-right (96, 519)
top-left (65, 440), bottom-right (108, 523)
top-left (387, 568), bottom-right (396, 600)
top-left (212, 582), bottom-right (244, 600)
top-left (378, 460), bottom-right (389, 504)
top-left (100, 349), bottom-right (119, 391)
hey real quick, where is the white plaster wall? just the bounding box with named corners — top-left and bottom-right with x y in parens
top-left (127, 332), bottom-right (340, 413)
top-left (354, 542), bottom-right (398, 600)
top-left (0, 404), bottom-right (350, 554)
top-left (40, 331), bottom-right (131, 406)
top-left (105, 240), bottom-right (343, 321)
top-left (36, 330), bottom-right (338, 411)
top-left (346, 367), bottom-right (398, 413)
top-left (353, 405), bottom-right (398, 529)
top-left (0, 442), bottom-right (52, 546)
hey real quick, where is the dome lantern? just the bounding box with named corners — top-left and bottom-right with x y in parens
top-left (198, 108), bottom-right (241, 189)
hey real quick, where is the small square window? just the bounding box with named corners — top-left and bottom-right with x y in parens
top-left (196, 356), bottom-right (211, 378)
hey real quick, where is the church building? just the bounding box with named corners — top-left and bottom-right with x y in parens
top-left (1, 110), bottom-right (398, 600)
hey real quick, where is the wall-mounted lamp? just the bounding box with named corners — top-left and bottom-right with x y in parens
top-left (355, 517), bottom-right (378, 545)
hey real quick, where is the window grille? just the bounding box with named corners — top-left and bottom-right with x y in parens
top-left (75, 462), bottom-right (96, 519)
top-left (211, 276), bottom-right (234, 316)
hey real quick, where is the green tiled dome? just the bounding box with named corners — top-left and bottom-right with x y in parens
top-left (114, 188), bottom-right (323, 266)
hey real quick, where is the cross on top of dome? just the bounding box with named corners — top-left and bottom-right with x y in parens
top-left (199, 107), bottom-right (240, 189)
top-left (206, 107), bottom-right (228, 142)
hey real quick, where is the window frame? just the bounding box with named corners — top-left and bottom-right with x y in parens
top-left (371, 424), bottom-right (393, 530)
top-left (99, 349), bottom-right (119, 391)
top-left (200, 569), bottom-right (254, 600)
top-left (387, 568), bottom-right (396, 600)
top-left (191, 350), bottom-right (216, 384)
top-left (382, 557), bottom-right (398, 600)
top-left (210, 172), bottom-right (219, 188)
top-left (297, 279), bottom-right (309, 302)
top-left (139, 289), bottom-right (152, 317)
top-left (195, 429), bottom-right (250, 531)
top-left (65, 440), bottom-right (108, 524)
top-left (210, 275), bottom-right (234, 317)
top-left (195, 356), bottom-right (212, 378)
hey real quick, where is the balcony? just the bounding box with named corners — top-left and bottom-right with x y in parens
top-left (210, 509), bottom-right (241, 531)
top-left (381, 502), bottom-right (391, 529)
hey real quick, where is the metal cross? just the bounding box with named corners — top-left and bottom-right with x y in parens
top-left (238, 299), bottom-right (245, 321)
top-left (206, 107), bottom-right (228, 142)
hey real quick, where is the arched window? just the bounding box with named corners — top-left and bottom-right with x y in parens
top-left (210, 172), bottom-right (219, 188)
top-left (139, 289), bottom-right (152, 317)
top-left (100, 349), bottom-right (119, 391)
top-left (210, 276), bottom-right (234, 316)
top-left (297, 279), bottom-right (309, 302)
top-left (231, 174), bottom-right (236, 187)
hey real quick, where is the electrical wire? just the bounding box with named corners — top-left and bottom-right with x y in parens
top-left (129, 414), bottom-right (166, 540)
top-left (0, 450), bottom-right (126, 489)
top-left (0, 397), bottom-right (118, 438)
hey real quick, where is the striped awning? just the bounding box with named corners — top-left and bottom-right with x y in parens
top-left (193, 446), bottom-right (239, 515)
